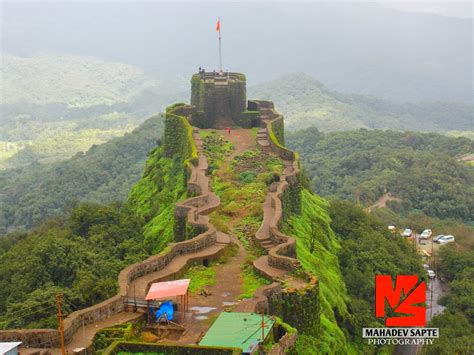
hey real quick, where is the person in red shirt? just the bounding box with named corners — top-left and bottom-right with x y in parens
top-left (226, 127), bottom-right (231, 135)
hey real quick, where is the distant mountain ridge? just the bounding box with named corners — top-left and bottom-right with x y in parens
top-left (2, 54), bottom-right (159, 106)
top-left (0, 54), bottom-right (186, 169)
top-left (249, 73), bottom-right (473, 133)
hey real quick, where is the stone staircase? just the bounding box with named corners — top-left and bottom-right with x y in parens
top-left (250, 101), bottom-right (303, 288)
top-left (255, 194), bottom-right (276, 250)
top-left (257, 128), bottom-right (271, 152)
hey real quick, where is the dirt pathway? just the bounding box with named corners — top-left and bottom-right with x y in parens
top-left (365, 193), bottom-right (401, 212)
top-left (214, 128), bottom-right (255, 154)
top-left (178, 236), bottom-right (248, 344)
top-left (174, 129), bottom-right (257, 344)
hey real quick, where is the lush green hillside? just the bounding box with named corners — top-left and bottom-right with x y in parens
top-left (284, 192), bottom-right (424, 354)
top-left (249, 73), bottom-right (473, 133)
top-left (0, 115), bottom-right (164, 233)
top-left (1, 54), bottom-right (186, 169)
top-left (287, 128), bottom-right (474, 222)
top-left (284, 190), bottom-right (351, 353)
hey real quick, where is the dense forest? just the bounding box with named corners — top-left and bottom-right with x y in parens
top-left (0, 116), bottom-right (163, 233)
top-left (287, 128), bottom-right (474, 222)
top-left (0, 202), bottom-right (147, 329)
top-left (249, 73), bottom-right (473, 133)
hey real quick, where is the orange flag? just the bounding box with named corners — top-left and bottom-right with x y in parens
top-left (216, 19), bottom-right (220, 32)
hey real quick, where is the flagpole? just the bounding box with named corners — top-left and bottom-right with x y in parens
top-left (218, 17), bottom-right (222, 72)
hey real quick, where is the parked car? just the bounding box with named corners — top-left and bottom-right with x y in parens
top-left (402, 228), bottom-right (413, 237)
top-left (437, 235), bottom-right (455, 244)
top-left (423, 264), bottom-right (430, 270)
top-left (428, 270), bottom-right (436, 279)
top-left (433, 235), bottom-right (444, 242)
top-left (420, 229), bottom-right (433, 239)
top-left (388, 225), bottom-right (396, 232)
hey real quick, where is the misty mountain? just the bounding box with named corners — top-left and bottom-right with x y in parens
top-left (0, 54), bottom-right (186, 169)
top-left (249, 73), bottom-right (473, 132)
top-left (3, 2), bottom-right (471, 103)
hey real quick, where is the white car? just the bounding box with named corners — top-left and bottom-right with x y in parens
top-left (428, 270), bottom-right (436, 279)
top-left (433, 235), bottom-right (444, 242)
top-left (423, 264), bottom-right (430, 270)
top-left (388, 225), bottom-right (396, 232)
top-left (420, 229), bottom-right (433, 239)
top-left (437, 235), bottom-right (455, 244)
top-left (402, 228), bottom-right (413, 237)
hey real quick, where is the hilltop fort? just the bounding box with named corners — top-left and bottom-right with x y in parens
top-left (1, 70), bottom-right (336, 354)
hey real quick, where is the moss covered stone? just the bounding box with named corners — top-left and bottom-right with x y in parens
top-left (190, 72), bottom-right (248, 128)
top-left (271, 116), bottom-right (285, 145)
top-left (240, 110), bottom-right (261, 128)
top-left (268, 283), bottom-right (320, 335)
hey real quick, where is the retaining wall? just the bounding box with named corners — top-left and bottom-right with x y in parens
top-left (252, 100), bottom-right (302, 273)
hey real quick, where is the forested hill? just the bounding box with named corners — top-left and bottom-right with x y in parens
top-left (249, 73), bottom-right (473, 133)
top-left (0, 115), bottom-right (164, 233)
top-left (287, 128), bottom-right (474, 222)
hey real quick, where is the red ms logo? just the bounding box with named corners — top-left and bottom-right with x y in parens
top-left (375, 275), bottom-right (426, 327)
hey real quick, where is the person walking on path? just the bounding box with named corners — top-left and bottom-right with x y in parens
top-left (226, 127), bottom-right (231, 135)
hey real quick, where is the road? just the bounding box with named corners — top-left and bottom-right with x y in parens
top-left (393, 277), bottom-right (446, 355)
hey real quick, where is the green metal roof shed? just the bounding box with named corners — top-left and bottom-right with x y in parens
top-left (199, 312), bottom-right (275, 354)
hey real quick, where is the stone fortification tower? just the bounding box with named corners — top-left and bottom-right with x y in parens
top-left (190, 71), bottom-right (248, 128)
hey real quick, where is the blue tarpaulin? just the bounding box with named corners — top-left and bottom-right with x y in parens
top-left (155, 301), bottom-right (174, 321)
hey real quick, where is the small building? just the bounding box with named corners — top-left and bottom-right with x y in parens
top-left (0, 342), bottom-right (22, 355)
top-left (145, 279), bottom-right (190, 322)
top-left (199, 312), bottom-right (275, 354)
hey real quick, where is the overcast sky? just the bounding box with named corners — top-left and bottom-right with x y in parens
top-left (2, 0), bottom-right (472, 18)
top-left (2, 0), bottom-right (471, 103)
top-left (381, 1), bottom-right (472, 18)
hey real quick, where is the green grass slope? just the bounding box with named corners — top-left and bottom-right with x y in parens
top-left (284, 189), bottom-right (353, 354)
top-left (249, 73), bottom-right (473, 133)
top-left (127, 146), bottom-right (186, 254)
